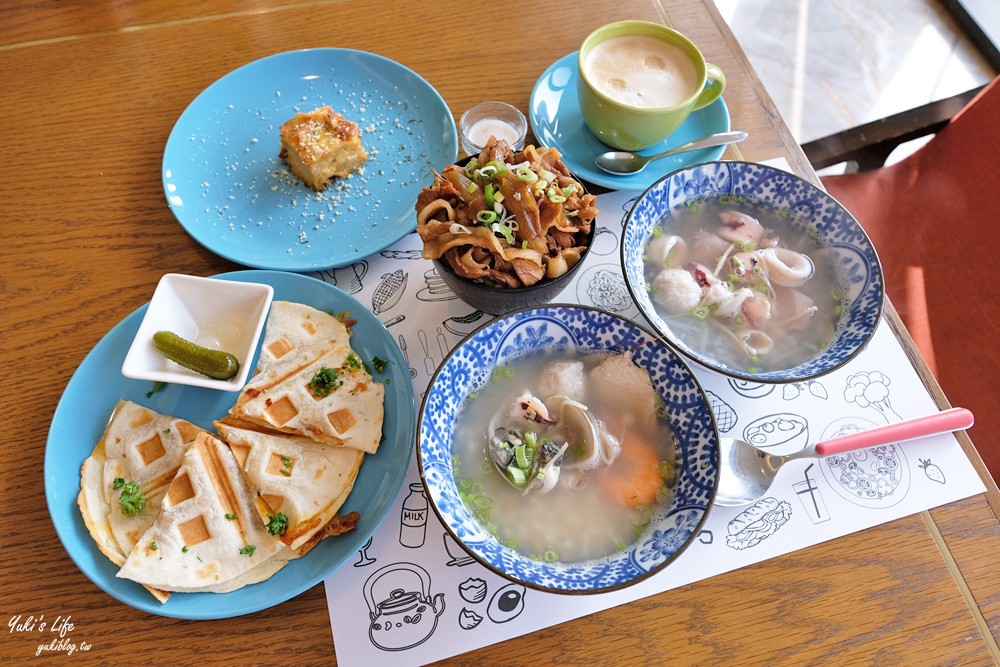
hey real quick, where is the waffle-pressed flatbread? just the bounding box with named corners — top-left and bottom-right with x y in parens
top-left (257, 300), bottom-right (353, 369)
top-left (230, 302), bottom-right (385, 454)
top-left (116, 432), bottom-right (287, 592)
top-left (230, 348), bottom-right (385, 454)
top-left (215, 420), bottom-right (364, 553)
top-left (77, 400), bottom-right (206, 601)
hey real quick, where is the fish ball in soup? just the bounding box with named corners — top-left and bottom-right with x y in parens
top-left (538, 360), bottom-right (586, 402)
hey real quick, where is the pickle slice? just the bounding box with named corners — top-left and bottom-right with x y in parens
top-left (152, 331), bottom-right (240, 380)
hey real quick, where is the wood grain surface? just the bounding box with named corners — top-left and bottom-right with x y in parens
top-left (1, 1), bottom-right (997, 665)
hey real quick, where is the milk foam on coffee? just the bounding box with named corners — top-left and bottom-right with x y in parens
top-left (584, 35), bottom-right (698, 109)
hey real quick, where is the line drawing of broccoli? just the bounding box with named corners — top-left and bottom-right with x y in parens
top-left (843, 371), bottom-right (902, 423)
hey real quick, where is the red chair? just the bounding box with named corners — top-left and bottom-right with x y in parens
top-left (802, 76), bottom-right (1000, 479)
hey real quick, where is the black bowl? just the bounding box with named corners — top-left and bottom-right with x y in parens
top-left (428, 157), bottom-right (595, 315)
top-left (433, 251), bottom-right (590, 315)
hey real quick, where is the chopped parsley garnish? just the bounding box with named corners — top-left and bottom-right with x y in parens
top-left (239, 545), bottom-right (256, 557)
top-left (150, 541), bottom-right (159, 551)
top-left (118, 481), bottom-right (146, 517)
top-left (163, 428), bottom-right (171, 435)
top-left (181, 546), bottom-right (188, 553)
top-left (266, 513), bottom-right (289, 536)
top-left (280, 455), bottom-right (293, 477)
top-left (346, 354), bottom-right (362, 370)
top-left (112, 477), bottom-right (125, 490)
top-left (309, 367), bottom-right (343, 397)
top-left (371, 356), bottom-right (388, 374)
top-left (146, 381), bottom-right (166, 398)
top-left (225, 513), bottom-right (237, 520)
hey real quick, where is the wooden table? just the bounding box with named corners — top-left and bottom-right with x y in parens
top-left (3, 1), bottom-right (999, 664)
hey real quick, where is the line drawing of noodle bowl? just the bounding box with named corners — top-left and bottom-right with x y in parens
top-left (742, 413), bottom-right (809, 452)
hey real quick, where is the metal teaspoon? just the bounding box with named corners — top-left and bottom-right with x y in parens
top-left (715, 407), bottom-right (974, 507)
top-left (595, 130), bottom-right (748, 175)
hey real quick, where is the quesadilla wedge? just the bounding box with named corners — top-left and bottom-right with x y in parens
top-left (78, 400), bottom-right (206, 601)
top-left (256, 300), bottom-right (353, 369)
top-left (229, 346), bottom-right (385, 454)
top-left (215, 420), bottom-right (364, 553)
top-left (116, 432), bottom-right (287, 593)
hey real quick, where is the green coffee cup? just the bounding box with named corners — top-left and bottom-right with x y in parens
top-left (578, 20), bottom-right (726, 151)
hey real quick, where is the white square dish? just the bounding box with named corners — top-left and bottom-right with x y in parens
top-left (121, 273), bottom-right (273, 391)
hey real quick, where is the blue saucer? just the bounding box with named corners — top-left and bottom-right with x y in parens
top-left (530, 52), bottom-right (731, 191)
top-left (162, 49), bottom-right (458, 271)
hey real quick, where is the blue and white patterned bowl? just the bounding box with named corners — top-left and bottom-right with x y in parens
top-left (417, 305), bottom-right (719, 593)
top-left (622, 161), bottom-right (884, 383)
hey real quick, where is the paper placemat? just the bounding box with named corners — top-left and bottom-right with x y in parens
top-left (321, 165), bottom-right (984, 666)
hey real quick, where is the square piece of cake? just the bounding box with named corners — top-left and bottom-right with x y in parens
top-left (279, 106), bottom-right (367, 191)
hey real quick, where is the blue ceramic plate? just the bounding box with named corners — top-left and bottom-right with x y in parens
top-left (162, 49), bottom-right (458, 271)
top-left (45, 271), bottom-right (415, 619)
top-left (418, 305), bottom-right (719, 593)
top-left (530, 52), bottom-right (731, 191)
top-left (621, 161), bottom-right (884, 383)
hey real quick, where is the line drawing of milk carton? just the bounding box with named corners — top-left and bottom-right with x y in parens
top-left (399, 483), bottom-right (429, 548)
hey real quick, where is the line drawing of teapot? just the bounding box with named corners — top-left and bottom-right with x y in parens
top-left (363, 562), bottom-right (446, 652)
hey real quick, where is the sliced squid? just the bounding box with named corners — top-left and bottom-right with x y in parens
top-left (717, 211), bottom-right (765, 244)
top-left (715, 287), bottom-right (754, 319)
top-left (646, 233), bottom-right (687, 269)
top-left (512, 393), bottom-right (553, 424)
top-left (741, 294), bottom-right (772, 329)
top-left (758, 247), bottom-right (814, 287)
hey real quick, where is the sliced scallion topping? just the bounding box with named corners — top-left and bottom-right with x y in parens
top-left (516, 165), bottom-right (538, 183)
top-left (492, 220), bottom-right (515, 245)
top-left (476, 210), bottom-right (498, 224)
top-left (514, 444), bottom-right (529, 469)
top-left (507, 465), bottom-right (527, 487)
